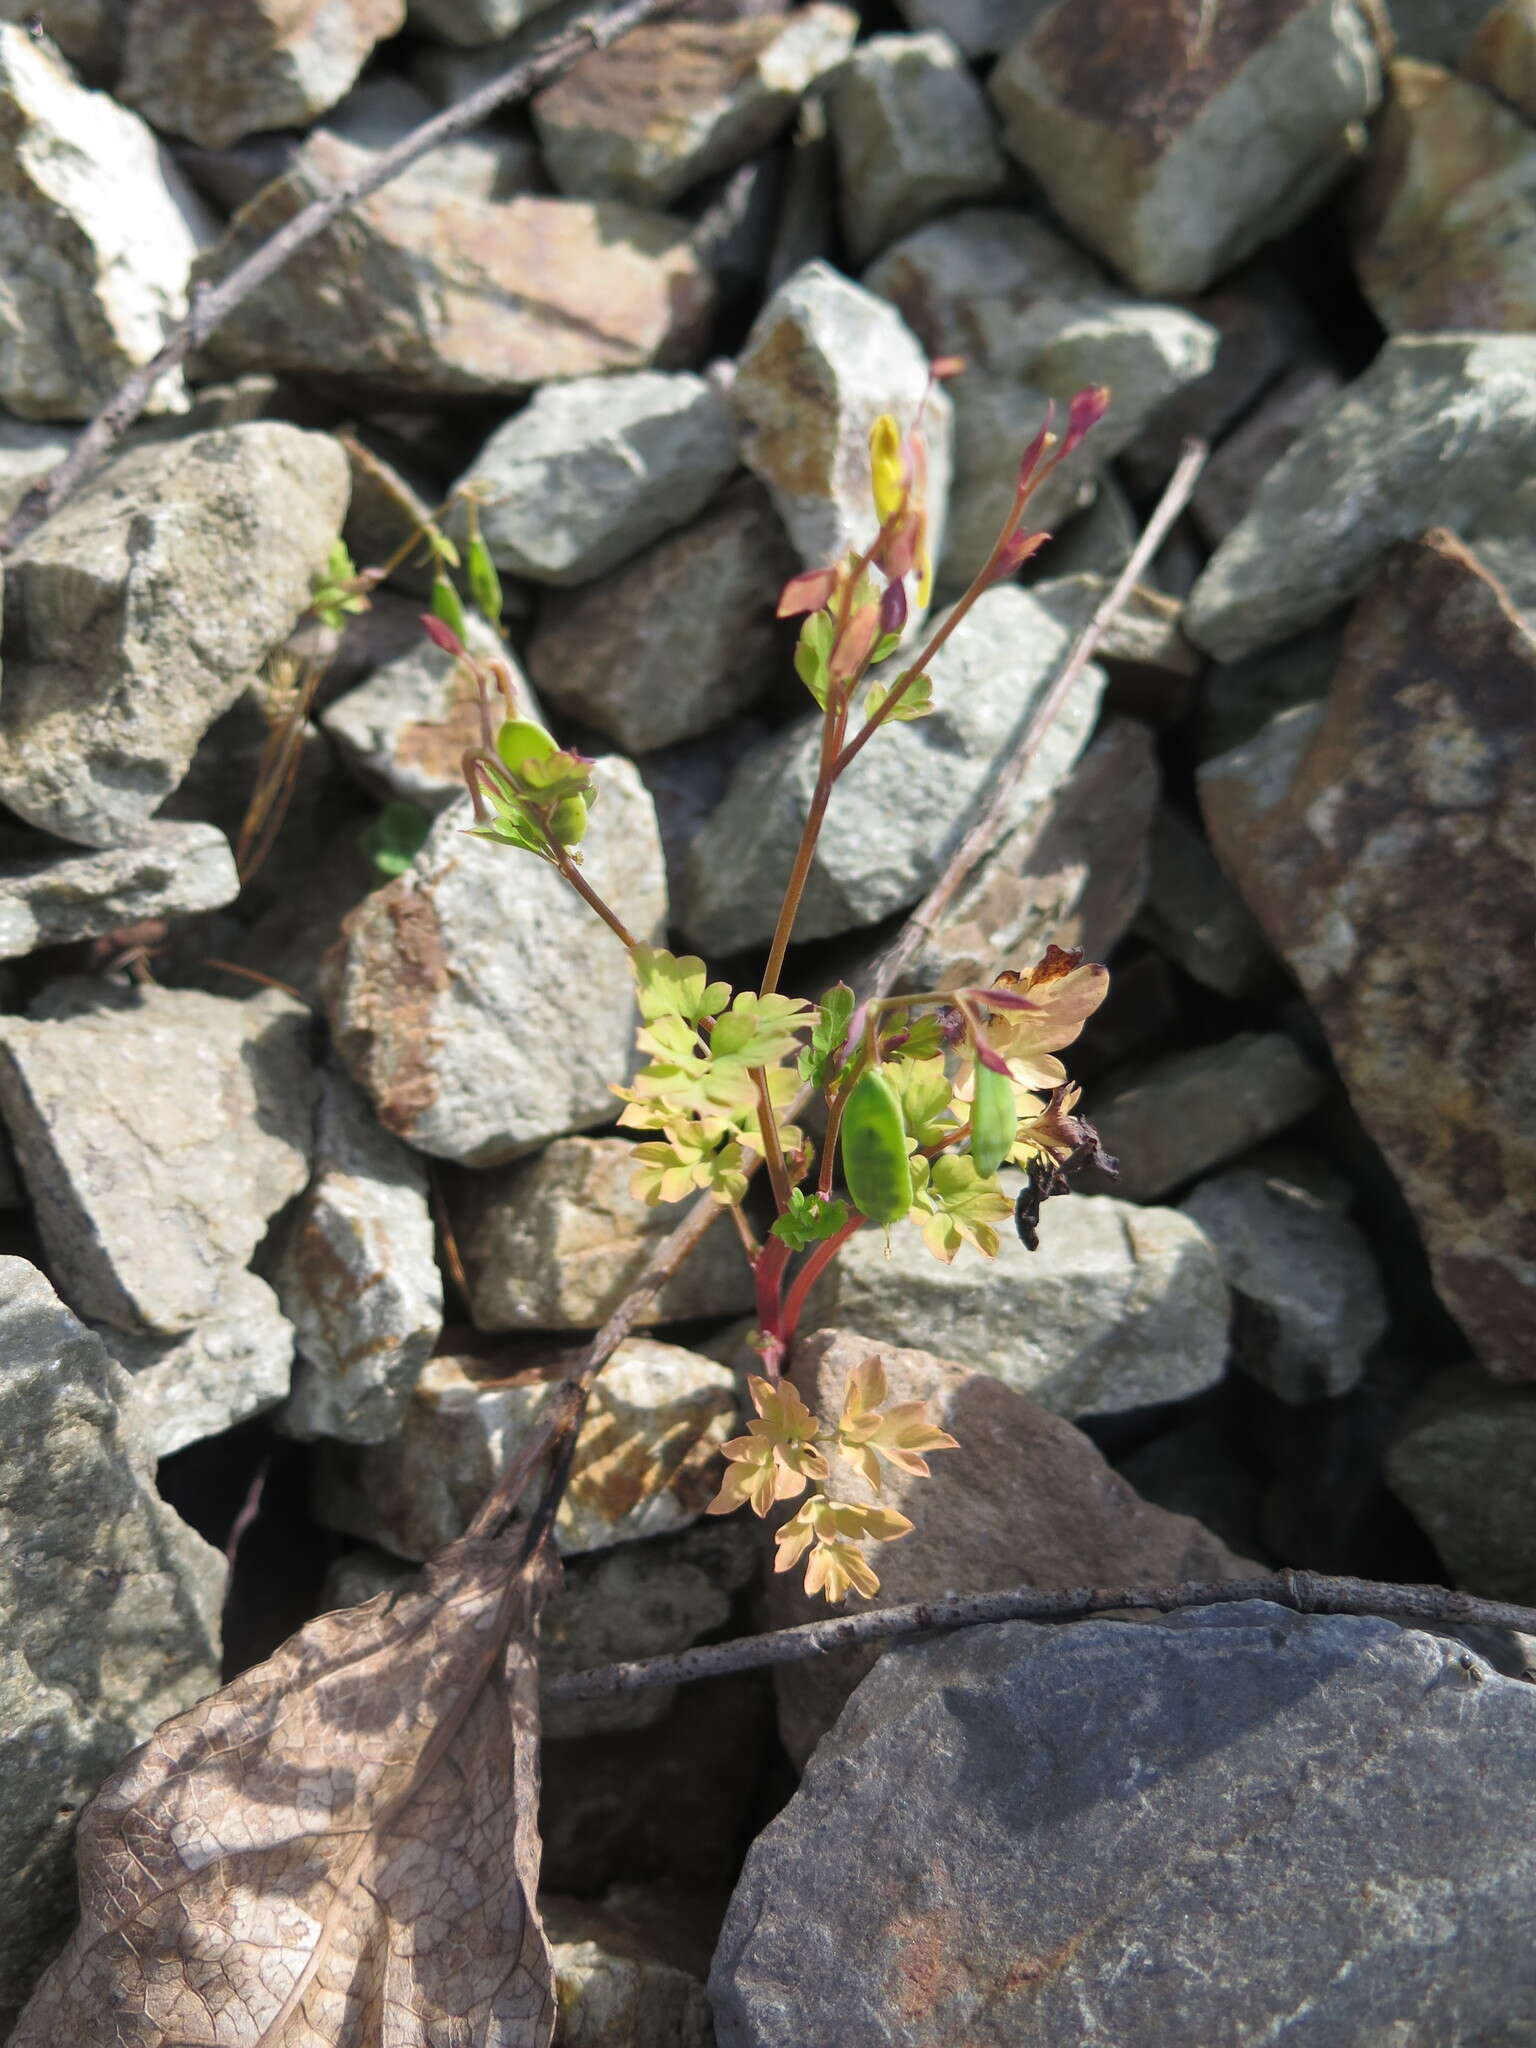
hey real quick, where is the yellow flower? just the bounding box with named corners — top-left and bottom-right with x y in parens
top-left (867, 413), bottom-right (933, 611)
top-left (869, 413), bottom-right (907, 523)
top-left (834, 1356), bottom-right (959, 1491)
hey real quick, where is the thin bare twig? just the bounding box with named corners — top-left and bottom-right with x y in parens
top-left (545, 1571), bottom-right (1536, 1700)
top-left (0, 0), bottom-right (687, 556)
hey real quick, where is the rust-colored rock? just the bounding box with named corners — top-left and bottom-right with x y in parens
top-left (1200, 532), bottom-right (1536, 1381)
top-left (763, 1328), bottom-right (1253, 1764)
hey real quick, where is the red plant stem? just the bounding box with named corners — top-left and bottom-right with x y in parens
top-left (759, 699), bottom-right (845, 999)
top-left (548, 844), bottom-right (638, 951)
top-left (753, 1235), bottom-right (794, 1381)
top-left (780, 1213), bottom-right (867, 1340)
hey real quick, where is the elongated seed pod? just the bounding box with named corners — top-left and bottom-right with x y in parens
top-left (430, 573), bottom-right (467, 640)
top-left (970, 1059), bottom-right (1017, 1178)
top-left (840, 1067), bottom-right (914, 1224)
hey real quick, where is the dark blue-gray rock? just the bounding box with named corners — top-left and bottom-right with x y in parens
top-left (0, 1258), bottom-right (223, 2025)
top-left (1134, 804), bottom-right (1274, 998)
top-left (1385, 1365), bottom-right (1536, 1603)
top-left (710, 1602), bottom-right (1536, 2047)
top-left (891, 0), bottom-right (1053, 59)
top-left (0, 821), bottom-right (240, 960)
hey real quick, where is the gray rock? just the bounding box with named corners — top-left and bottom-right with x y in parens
top-left (1033, 572), bottom-right (1201, 715)
top-left (409, 0), bottom-right (566, 44)
top-left (322, 74), bottom-right (540, 202)
top-left (0, 422), bottom-right (350, 846)
top-left (0, 417), bottom-right (70, 524)
top-left (1192, 361), bottom-right (1346, 546)
top-left (532, 5), bottom-right (857, 207)
top-left (526, 477), bottom-right (797, 754)
top-left (828, 30), bottom-right (1006, 264)
top-left (322, 615), bottom-right (541, 812)
top-left (456, 1135), bottom-right (757, 1332)
top-left (273, 1068), bottom-right (442, 1445)
top-left (1118, 1413), bottom-right (1268, 1560)
top-left (1134, 805), bottom-right (1275, 999)
top-left (1386, 1366), bottom-right (1536, 1603)
top-left (0, 982), bottom-right (314, 1334)
top-left (0, 24), bottom-right (216, 420)
top-left (0, 1258), bottom-right (223, 2022)
top-left (1391, 0), bottom-right (1501, 62)
top-left (312, 1335), bottom-right (738, 1558)
top-left (453, 371), bottom-right (738, 586)
top-left (1087, 1032), bottom-right (1327, 1204)
top-left (935, 370), bottom-right (1089, 598)
top-left (0, 1), bottom-right (125, 82)
top-left (730, 259), bottom-right (954, 577)
top-left (803, 1194), bottom-right (1230, 1417)
top-left (1198, 622), bottom-right (1341, 762)
top-left (891, 712), bottom-right (1158, 992)
top-left (989, 1), bottom-right (1381, 296)
top-left (0, 821), bottom-right (239, 960)
top-left (1182, 1165), bottom-right (1388, 1404)
top-left (681, 584), bottom-right (1104, 953)
top-left (325, 761), bottom-right (666, 1166)
top-left (119, 0), bottom-right (406, 149)
top-left (1187, 334), bottom-right (1536, 661)
top-left (102, 1268), bottom-right (295, 1459)
top-left (710, 1602), bottom-right (1536, 2047)
top-left (195, 131), bottom-right (713, 396)
top-left (1464, 0), bottom-right (1536, 122)
top-left (892, 0), bottom-right (1052, 58)
top-left (762, 1328), bottom-right (1250, 1762)
top-left (545, 1894), bottom-right (714, 2047)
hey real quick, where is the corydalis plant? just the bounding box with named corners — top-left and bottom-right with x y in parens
top-left (434, 377), bottom-right (1116, 1601)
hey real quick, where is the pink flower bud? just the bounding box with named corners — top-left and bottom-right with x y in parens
top-left (992, 527), bottom-right (1050, 580)
top-left (1059, 385), bottom-right (1111, 459)
top-left (420, 613), bottom-right (467, 660)
top-left (777, 566), bottom-right (840, 618)
top-left (1016, 406), bottom-right (1056, 495)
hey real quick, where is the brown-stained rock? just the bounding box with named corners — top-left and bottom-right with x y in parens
top-left (763, 1328), bottom-right (1253, 1764)
top-left (526, 479), bottom-right (797, 753)
top-left (988, 0), bottom-right (1382, 295)
top-left (1463, 0), bottom-right (1536, 119)
top-left (194, 130), bottom-right (714, 398)
top-left (1349, 58), bottom-right (1536, 333)
top-left (1199, 532), bottom-right (1536, 1381)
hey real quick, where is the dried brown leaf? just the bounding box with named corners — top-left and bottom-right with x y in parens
top-left (12, 1532), bottom-right (558, 2048)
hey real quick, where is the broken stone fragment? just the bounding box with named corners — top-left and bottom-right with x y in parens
top-left (273, 1068), bottom-right (443, 1446)
top-left (455, 1135), bottom-right (757, 1332)
top-left (0, 1257), bottom-right (224, 2022)
top-left (1200, 532), bottom-right (1536, 1381)
top-left (1385, 1365), bottom-right (1536, 1603)
top-left (312, 1337), bottom-right (739, 1558)
top-left (325, 761), bottom-right (667, 1166)
top-left (1463, 0), bottom-right (1536, 118)
top-left (0, 821), bottom-right (240, 961)
top-left (194, 131), bottom-right (714, 396)
top-left (0, 981), bottom-right (314, 1335)
top-left (1134, 805), bottom-right (1276, 1000)
top-left (544, 1892), bottom-right (715, 2047)
top-left (525, 478), bottom-right (797, 754)
top-left (532, 5), bottom-right (858, 207)
top-left (827, 29), bottom-right (1006, 264)
top-left (802, 1195), bottom-right (1230, 1418)
top-left (119, 0), bottom-right (406, 149)
top-left (988, 0), bottom-right (1382, 296)
top-left (760, 1329), bottom-right (1251, 1762)
top-left (101, 1268), bottom-right (295, 1459)
top-left (1190, 361), bottom-right (1345, 547)
top-left (0, 23), bottom-right (216, 419)
top-left (0, 422), bottom-right (350, 846)
top-left (452, 370), bottom-right (739, 585)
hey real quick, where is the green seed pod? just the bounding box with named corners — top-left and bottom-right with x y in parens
top-left (840, 1066), bottom-right (914, 1225)
top-left (970, 1059), bottom-right (1017, 1178)
top-left (466, 534), bottom-right (504, 626)
top-left (550, 794), bottom-right (587, 846)
top-left (495, 718), bottom-right (557, 775)
top-left (430, 573), bottom-right (467, 641)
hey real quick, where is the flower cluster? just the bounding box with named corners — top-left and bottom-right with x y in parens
top-left (708, 1359), bottom-right (958, 1601)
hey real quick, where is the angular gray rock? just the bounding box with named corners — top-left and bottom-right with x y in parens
top-left (195, 131), bottom-right (713, 396)
top-left (1182, 1164), bottom-right (1388, 1404)
top-left (827, 30), bottom-right (1006, 264)
top-left (0, 417), bottom-right (70, 524)
top-left (762, 1328), bottom-right (1250, 1762)
top-left (988, 0), bottom-right (1382, 295)
top-left (410, 0), bottom-right (566, 44)
top-left (532, 5), bottom-right (857, 206)
top-left (681, 584), bottom-right (1104, 953)
top-left (1134, 804), bottom-right (1274, 998)
top-left (1186, 334), bottom-right (1536, 661)
top-left (1088, 1032), bottom-right (1327, 1204)
top-left (0, 23), bottom-right (216, 420)
top-left (273, 1068), bottom-right (443, 1445)
top-left (525, 478), bottom-right (798, 754)
top-left (119, 0), bottom-right (406, 149)
top-left (0, 1258), bottom-right (224, 2023)
top-left (711, 1603), bottom-right (1536, 2047)
top-left (545, 1893), bottom-right (714, 2047)
top-left (1191, 360), bottom-right (1346, 546)
top-left (325, 761), bottom-right (666, 1166)
top-left (453, 370), bottom-right (739, 585)
top-left (0, 423), bottom-right (350, 845)
top-left (0, 1), bottom-right (125, 81)
top-left (312, 1336), bottom-right (738, 1558)
top-left (1198, 622), bottom-right (1340, 762)
top-left (935, 369), bottom-right (1089, 597)
top-left (1385, 1366), bottom-right (1536, 1603)
top-left (892, 0), bottom-right (1053, 58)
top-left (102, 1268), bottom-right (295, 1459)
top-left (0, 982), bottom-right (314, 1334)
top-left (456, 1135), bottom-right (757, 1332)
top-left (0, 821), bottom-right (240, 960)
top-left (730, 259), bottom-right (954, 576)
top-left (803, 1194), bottom-right (1230, 1417)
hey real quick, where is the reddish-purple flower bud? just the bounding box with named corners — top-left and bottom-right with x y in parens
top-left (777, 566), bottom-right (840, 618)
top-left (877, 575), bottom-right (908, 639)
top-left (421, 613), bottom-right (468, 661)
top-left (1059, 384), bottom-right (1111, 460)
top-left (991, 527), bottom-right (1050, 582)
top-left (1015, 405), bottom-right (1056, 496)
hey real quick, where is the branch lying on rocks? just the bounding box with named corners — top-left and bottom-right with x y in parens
top-left (0, 0), bottom-right (687, 556)
top-left (544, 1571), bottom-right (1536, 1700)
top-left (510, 443), bottom-right (1209, 1555)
